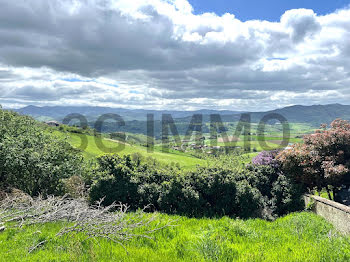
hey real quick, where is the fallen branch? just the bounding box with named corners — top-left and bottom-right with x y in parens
top-left (0, 195), bottom-right (175, 253)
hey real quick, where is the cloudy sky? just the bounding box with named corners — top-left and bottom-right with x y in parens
top-left (1, 0), bottom-right (350, 111)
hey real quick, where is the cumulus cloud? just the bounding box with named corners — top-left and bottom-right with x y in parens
top-left (281, 9), bottom-right (321, 43)
top-left (0, 0), bottom-right (349, 111)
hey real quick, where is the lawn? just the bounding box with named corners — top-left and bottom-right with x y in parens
top-left (0, 212), bottom-right (349, 261)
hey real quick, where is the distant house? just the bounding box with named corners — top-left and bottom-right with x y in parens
top-left (45, 121), bottom-right (60, 127)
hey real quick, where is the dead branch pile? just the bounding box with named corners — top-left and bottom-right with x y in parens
top-left (0, 194), bottom-right (174, 252)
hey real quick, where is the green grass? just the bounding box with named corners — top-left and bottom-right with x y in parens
top-left (0, 212), bottom-right (349, 261)
top-left (206, 139), bottom-right (283, 151)
top-left (225, 122), bottom-right (315, 137)
top-left (57, 132), bottom-right (206, 169)
top-left (250, 136), bottom-right (302, 143)
top-left (316, 190), bottom-right (334, 200)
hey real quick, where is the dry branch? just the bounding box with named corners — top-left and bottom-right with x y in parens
top-left (0, 194), bottom-right (175, 253)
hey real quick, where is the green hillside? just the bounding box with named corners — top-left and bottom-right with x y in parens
top-left (56, 131), bottom-right (206, 169)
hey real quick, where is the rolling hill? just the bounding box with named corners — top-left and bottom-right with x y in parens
top-left (10, 104), bottom-right (350, 126)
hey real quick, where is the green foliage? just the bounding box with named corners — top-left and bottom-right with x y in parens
top-left (245, 164), bottom-right (304, 218)
top-left (89, 154), bottom-right (140, 207)
top-left (58, 124), bottom-right (95, 136)
top-left (90, 154), bottom-right (303, 218)
top-left (0, 109), bottom-right (86, 196)
top-left (305, 198), bottom-right (316, 211)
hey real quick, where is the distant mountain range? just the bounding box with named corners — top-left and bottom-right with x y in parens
top-left (250, 104), bottom-right (350, 124)
top-left (9, 103), bottom-right (350, 126)
top-left (11, 105), bottom-right (244, 122)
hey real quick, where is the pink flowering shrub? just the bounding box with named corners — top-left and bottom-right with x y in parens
top-left (252, 150), bottom-right (280, 168)
top-left (277, 119), bottom-right (350, 201)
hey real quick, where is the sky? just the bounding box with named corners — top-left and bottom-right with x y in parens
top-left (189, 0), bottom-right (350, 21)
top-left (1, 0), bottom-right (350, 111)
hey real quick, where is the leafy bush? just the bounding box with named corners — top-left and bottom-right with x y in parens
top-left (90, 154), bottom-right (303, 218)
top-left (89, 154), bottom-right (140, 207)
top-left (246, 164), bottom-right (304, 218)
top-left (249, 150), bottom-right (304, 217)
top-left (0, 108), bottom-right (86, 196)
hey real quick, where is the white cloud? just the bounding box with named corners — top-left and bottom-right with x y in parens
top-left (0, 0), bottom-right (349, 111)
top-left (281, 9), bottom-right (321, 42)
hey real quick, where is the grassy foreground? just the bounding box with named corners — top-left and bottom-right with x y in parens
top-left (0, 212), bottom-right (349, 262)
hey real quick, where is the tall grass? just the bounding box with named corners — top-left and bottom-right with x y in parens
top-left (0, 212), bottom-right (349, 261)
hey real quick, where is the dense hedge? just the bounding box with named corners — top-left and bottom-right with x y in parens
top-left (0, 108), bottom-right (86, 196)
top-left (89, 154), bottom-right (304, 219)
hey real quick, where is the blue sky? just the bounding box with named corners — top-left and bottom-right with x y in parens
top-left (189, 0), bottom-right (350, 21)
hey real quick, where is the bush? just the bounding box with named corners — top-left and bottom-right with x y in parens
top-left (252, 150), bottom-right (280, 168)
top-left (90, 154), bottom-right (303, 218)
top-left (246, 164), bottom-right (304, 218)
top-left (270, 173), bottom-right (304, 216)
top-left (89, 155), bottom-right (140, 207)
top-left (0, 108), bottom-right (86, 196)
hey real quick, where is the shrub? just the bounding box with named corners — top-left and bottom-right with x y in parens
top-left (0, 108), bottom-right (86, 196)
top-left (246, 164), bottom-right (304, 218)
top-left (252, 150), bottom-right (280, 168)
top-left (90, 154), bottom-right (303, 218)
top-left (89, 155), bottom-right (139, 207)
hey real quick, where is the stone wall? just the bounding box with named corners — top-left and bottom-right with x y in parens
top-left (304, 194), bottom-right (350, 234)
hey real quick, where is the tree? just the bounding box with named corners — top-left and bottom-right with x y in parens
top-left (277, 119), bottom-right (350, 200)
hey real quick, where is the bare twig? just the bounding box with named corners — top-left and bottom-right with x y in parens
top-left (0, 194), bottom-right (175, 253)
